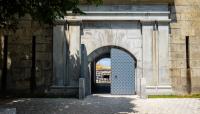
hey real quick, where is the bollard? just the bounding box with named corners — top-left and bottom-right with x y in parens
top-left (140, 77), bottom-right (147, 99)
top-left (79, 78), bottom-right (85, 99)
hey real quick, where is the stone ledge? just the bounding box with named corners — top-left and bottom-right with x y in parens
top-left (146, 85), bottom-right (174, 95)
top-left (48, 86), bottom-right (79, 97)
top-left (80, 0), bottom-right (174, 4)
top-left (0, 108), bottom-right (16, 114)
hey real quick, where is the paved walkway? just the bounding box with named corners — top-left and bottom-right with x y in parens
top-left (0, 94), bottom-right (200, 114)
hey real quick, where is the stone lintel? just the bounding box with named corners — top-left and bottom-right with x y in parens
top-left (67, 19), bottom-right (82, 25)
top-left (140, 19), bottom-right (171, 24)
top-left (53, 19), bottom-right (67, 25)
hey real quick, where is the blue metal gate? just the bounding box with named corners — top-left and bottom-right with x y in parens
top-left (111, 48), bottom-right (135, 94)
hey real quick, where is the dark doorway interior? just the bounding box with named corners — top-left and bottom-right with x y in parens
top-left (91, 53), bottom-right (111, 94)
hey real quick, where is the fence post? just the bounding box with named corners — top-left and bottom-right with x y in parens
top-left (30, 36), bottom-right (36, 93)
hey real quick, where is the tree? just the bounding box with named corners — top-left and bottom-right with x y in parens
top-left (0, 0), bottom-right (102, 29)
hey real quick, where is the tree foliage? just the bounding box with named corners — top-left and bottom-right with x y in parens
top-left (0, 0), bottom-right (102, 29)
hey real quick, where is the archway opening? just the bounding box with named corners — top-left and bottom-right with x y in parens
top-left (95, 58), bottom-right (111, 93)
top-left (88, 46), bottom-right (137, 94)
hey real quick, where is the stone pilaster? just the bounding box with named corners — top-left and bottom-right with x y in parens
top-left (67, 19), bottom-right (82, 86)
top-left (53, 20), bottom-right (68, 86)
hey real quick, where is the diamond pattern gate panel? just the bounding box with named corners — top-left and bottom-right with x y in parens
top-left (111, 48), bottom-right (135, 95)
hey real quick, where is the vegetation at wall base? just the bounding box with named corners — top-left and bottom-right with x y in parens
top-left (148, 94), bottom-right (200, 98)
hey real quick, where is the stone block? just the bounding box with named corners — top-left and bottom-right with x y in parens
top-left (12, 68), bottom-right (25, 80)
top-left (36, 44), bottom-right (49, 52)
top-left (175, 0), bottom-right (199, 6)
top-left (79, 78), bottom-right (85, 99)
top-left (190, 36), bottom-right (200, 44)
top-left (170, 22), bottom-right (181, 29)
top-left (171, 76), bottom-right (179, 87)
top-left (191, 87), bottom-right (200, 94)
top-left (190, 44), bottom-right (200, 52)
top-left (180, 22), bottom-right (196, 36)
top-left (181, 13), bottom-right (200, 21)
top-left (191, 76), bottom-right (200, 93)
top-left (190, 51), bottom-right (200, 59)
top-left (36, 37), bottom-right (52, 44)
top-left (191, 77), bottom-right (200, 86)
top-left (36, 74), bottom-right (45, 87)
top-left (15, 80), bottom-right (29, 90)
top-left (169, 60), bottom-right (186, 68)
top-left (170, 51), bottom-right (186, 59)
top-left (44, 70), bottom-right (52, 84)
top-left (191, 69), bottom-right (200, 77)
top-left (24, 68), bottom-right (31, 79)
top-left (174, 5), bottom-right (199, 15)
top-left (36, 52), bottom-right (51, 61)
top-left (42, 60), bottom-right (52, 70)
top-left (190, 60), bottom-right (200, 68)
top-left (170, 44), bottom-right (185, 52)
top-left (170, 68), bottom-right (181, 77)
top-left (21, 60), bottom-right (32, 68)
top-left (180, 77), bottom-right (188, 86)
top-left (180, 69), bottom-right (187, 77)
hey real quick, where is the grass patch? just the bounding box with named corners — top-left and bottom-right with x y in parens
top-left (148, 94), bottom-right (200, 98)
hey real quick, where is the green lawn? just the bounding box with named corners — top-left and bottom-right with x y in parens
top-left (148, 94), bottom-right (200, 98)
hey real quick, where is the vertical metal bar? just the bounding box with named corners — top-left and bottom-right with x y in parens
top-left (1, 35), bottom-right (8, 91)
top-left (30, 36), bottom-right (36, 93)
top-left (186, 36), bottom-right (191, 94)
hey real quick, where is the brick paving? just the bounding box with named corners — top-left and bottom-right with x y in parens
top-left (0, 94), bottom-right (200, 114)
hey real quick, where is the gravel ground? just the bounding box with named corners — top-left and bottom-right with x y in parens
top-left (0, 94), bottom-right (200, 114)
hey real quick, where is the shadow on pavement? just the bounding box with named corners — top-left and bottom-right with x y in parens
top-left (0, 94), bottom-right (138, 114)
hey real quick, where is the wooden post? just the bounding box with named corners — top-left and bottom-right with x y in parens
top-left (30, 36), bottom-right (36, 93)
top-left (186, 36), bottom-right (191, 94)
top-left (1, 35), bottom-right (8, 91)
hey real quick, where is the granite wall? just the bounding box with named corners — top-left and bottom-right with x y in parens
top-left (170, 0), bottom-right (200, 94)
top-left (0, 16), bottom-right (53, 94)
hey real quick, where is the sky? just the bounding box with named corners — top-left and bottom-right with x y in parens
top-left (96, 58), bottom-right (111, 67)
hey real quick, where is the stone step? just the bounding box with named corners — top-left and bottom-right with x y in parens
top-left (47, 86), bottom-right (79, 98)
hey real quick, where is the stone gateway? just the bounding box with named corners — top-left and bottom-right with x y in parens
top-left (1, 0), bottom-right (200, 98)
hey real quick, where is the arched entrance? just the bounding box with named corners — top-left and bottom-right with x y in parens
top-left (88, 46), bottom-right (137, 94)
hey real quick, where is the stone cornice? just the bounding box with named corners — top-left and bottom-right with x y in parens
top-left (67, 11), bottom-right (170, 15)
top-left (66, 16), bottom-right (171, 22)
top-left (80, 0), bottom-right (174, 5)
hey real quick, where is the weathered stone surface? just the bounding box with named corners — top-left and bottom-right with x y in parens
top-left (1, 0), bottom-right (200, 96)
top-left (169, 0), bottom-right (200, 94)
top-left (170, 44), bottom-right (185, 52)
top-left (0, 18), bottom-right (53, 93)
